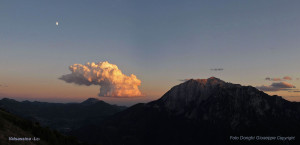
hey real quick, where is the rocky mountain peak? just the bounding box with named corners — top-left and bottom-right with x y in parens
top-left (158, 77), bottom-right (230, 112)
top-left (187, 77), bottom-right (226, 86)
top-left (156, 77), bottom-right (264, 118)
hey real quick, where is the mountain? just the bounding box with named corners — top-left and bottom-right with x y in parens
top-left (81, 98), bottom-right (102, 105)
top-left (0, 108), bottom-right (81, 145)
top-left (71, 77), bottom-right (300, 145)
top-left (0, 98), bottom-right (126, 134)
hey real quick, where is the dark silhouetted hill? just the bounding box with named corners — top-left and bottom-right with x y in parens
top-left (0, 108), bottom-right (81, 145)
top-left (0, 98), bottom-right (126, 134)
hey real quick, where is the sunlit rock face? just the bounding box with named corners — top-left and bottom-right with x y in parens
top-left (156, 77), bottom-right (296, 123)
top-left (160, 77), bottom-right (228, 111)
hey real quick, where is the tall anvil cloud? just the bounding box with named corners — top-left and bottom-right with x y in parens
top-left (59, 61), bottom-right (142, 97)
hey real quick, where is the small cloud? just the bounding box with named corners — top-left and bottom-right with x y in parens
top-left (288, 89), bottom-right (300, 92)
top-left (271, 82), bottom-right (295, 88)
top-left (256, 85), bottom-right (280, 92)
top-left (0, 84), bottom-right (8, 88)
top-left (272, 78), bottom-right (282, 81)
top-left (265, 76), bottom-right (293, 81)
top-left (265, 77), bottom-right (270, 81)
top-left (256, 82), bottom-right (296, 92)
top-left (210, 68), bottom-right (224, 71)
top-left (265, 77), bottom-right (282, 81)
top-left (283, 76), bottom-right (292, 80)
top-left (179, 79), bottom-right (189, 82)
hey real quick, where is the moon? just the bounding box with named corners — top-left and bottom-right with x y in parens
top-left (56, 21), bottom-right (59, 26)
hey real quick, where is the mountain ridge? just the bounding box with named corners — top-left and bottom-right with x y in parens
top-left (72, 77), bottom-right (300, 145)
top-left (0, 98), bottom-right (127, 134)
top-left (0, 108), bottom-right (81, 145)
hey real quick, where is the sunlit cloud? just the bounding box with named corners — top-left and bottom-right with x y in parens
top-left (256, 82), bottom-right (296, 92)
top-left (283, 76), bottom-right (292, 80)
top-left (265, 77), bottom-right (282, 81)
top-left (60, 61), bottom-right (143, 98)
top-left (265, 76), bottom-right (293, 81)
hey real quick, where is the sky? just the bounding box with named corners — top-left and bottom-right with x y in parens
top-left (0, 0), bottom-right (300, 106)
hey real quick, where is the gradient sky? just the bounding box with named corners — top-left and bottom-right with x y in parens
top-left (1, 0), bottom-right (300, 105)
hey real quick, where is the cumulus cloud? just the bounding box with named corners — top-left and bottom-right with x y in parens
top-left (59, 61), bottom-right (142, 97)
top-left (210, 68), bottom-right (224, 71)
top-left (256, 82), bottom-right (296, 92)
